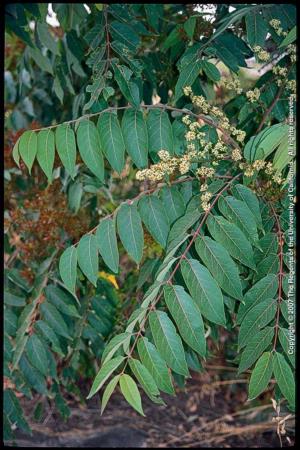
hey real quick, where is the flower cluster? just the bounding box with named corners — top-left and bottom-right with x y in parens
top-left (220, 78), bottom-right (243, 94)
top-left (196, 166), bottom-right (215, 178)
top-left (136, 150), bottom-right (178, 181)
top-left (184, 88), bottom-right (246, 143)
top-left (286, 80), bottom-right (296, 94)
top-left (253, 45), bottom-right (270, 62)
top-left (245, 88), bottom-right (261, 103)
top-left (179, 151), bottom-right (197, 174)
top-left (232, 148), bottom-right (243, 161)
top-left (269, 19), bottom-right (288, 37)
top-left (239, 160), bottom-right (285, 184)
top-left (272, 65), bottom-right (290, 87)
top-left (287, 44), bottom-right (296, 63)
top-left (200, 189), bottom-right (212, 211)
top-left (272, 66), bottom-right (288, 77)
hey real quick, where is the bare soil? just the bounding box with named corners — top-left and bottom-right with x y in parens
top-left (5, 369), bottom-right (294, 448)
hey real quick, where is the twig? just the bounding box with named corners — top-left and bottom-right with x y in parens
top-left (103, 5), bottom-right (111, 78)
top-left (165, 403), bottom-right (273, 446)
top-left (256, 64), bottom-right (293, 134)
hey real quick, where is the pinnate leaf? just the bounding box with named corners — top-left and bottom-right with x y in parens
top-left (77, 234), bottom-right (99, 286)
top-left (149, 310), bottom-right (189, 377)
top-left (164, 285), bottom-right (206, 357)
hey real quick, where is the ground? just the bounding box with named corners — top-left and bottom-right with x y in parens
top-left (5, 367), bottom-right (294, 448)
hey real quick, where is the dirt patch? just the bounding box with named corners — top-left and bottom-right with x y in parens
top-left (5, 371), bottom-right (294, 448)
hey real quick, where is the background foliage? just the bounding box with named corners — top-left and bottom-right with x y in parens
top-left (4, 3), bottom-right (296, 441)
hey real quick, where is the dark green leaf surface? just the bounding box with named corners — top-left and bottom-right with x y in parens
top-left (122, 109), bottom-right (148, 168)
top-left (55, 124), bottom-right (77, 179)
top-left (149, 310), bottom-right (189, 377)
top-left (97, 112), bottom-right (125, 174)
top-left (137, 337), bottom-right (175, 395)
top-left (77, 234), bottom-right (99, 286)
top-left (181, 258), bottom-right (226, 325)
top-left (164, 285), bottom-right (206, 356)
top-left (138, 195), bottom-right (170, 248)
top-left (248, 352), bottom-right (273, 400)
top-left (117, 203), bottom-right (144, 264)
top-left (96, 217), bottom-right (119, 274)
top-left (147, 109), bottom-right (174, 157)
top-left (77, 119), bottom-right (104, 181)
top-left (195, 236), bottom-right (243, 300)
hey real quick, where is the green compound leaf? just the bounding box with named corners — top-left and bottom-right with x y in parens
top-left (36, 129), bottom-right (55, 183)
top-left (149, 310), bottom-right (189, 377)
top-left (195, 236), bottom-right (243, 300)
top-left (101, 332), bottom-right (130, 365)
top-left (97, 112), bottom-right (125, 174)
top-left (174, 58), bottom-right (202, 102)
top-left (201, 60), bottom-right (221, 82)
top-left (19, 130), bottom-right (38, 174)
top-left (119, 373), bottom-right (145, 416)
top-left (231, 184), bottom-right (263, 230)
top-left (121, 108), bottom-right (148, 168)
top-left (77, 234), bottom-right (99, 286)
top-left (138, 195), bottom-right (170, 248)
top-left (137, 337), bottom-right (175, 395)
top-left (238, 326), bottom-right (274, 374)
top-left (87, 356), bottom-right (125, 399)
top-left (128, 358), bottom-right (164, 404)
top-left (113, 64), bottom-right (140, 108)
top-left (76, 119), bottom-right (104, 181)
top-left (273, 351), bottom-right (295, 408)
top-left (160, 186), bottom-right (185, 225)
top-left (218, 195), bottom-right (259, 245)
top-left (40, 302), bottom-right (71, 340)
top-left (117, 203), bottom-right (144, 264)
top-left (248, 351), bottom-right (273, 400)
top-left (59, 246), bottom-right (78, 295)
top-left (25, 334), bottom-right (49, 376)
top-left (147, 109), bottom-right (174, 158)
top-left (206, 215), bottom-right (256, 270)
top-left (245, 12), bottom-right (268, 47)
top-left (164, 284), bottom-right (206, 357)
top-left (237, 274), bottom-right (278, 324)
top-left (12, 137), bottom-right (21, 168)
top-left (181, 258), bottom-right (226, 326)
top-left (96, 217), bottom-right (119, 274)
top-left (100, 375), bottom-right (120, 415)
top-left (238, 298), bottom-right (277, 349)
top-left (55, 124), bottom-right (77, 179)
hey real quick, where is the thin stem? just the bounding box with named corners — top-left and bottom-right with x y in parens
top-left (268, 202), bottom-right (284, 352)
top-left (256, 63), bottom-right (294, 134)
top-left (103, 5), bottom-right (111, 78)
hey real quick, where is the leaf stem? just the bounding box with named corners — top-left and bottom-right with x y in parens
top-left (268, 202), bottom-right (284, 352)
